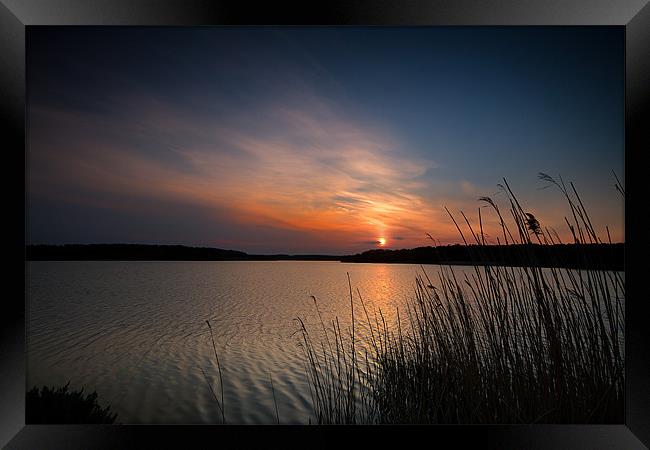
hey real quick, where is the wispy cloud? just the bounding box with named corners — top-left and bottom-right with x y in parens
top-left (28, 86), bottom-right (623, 251)
top-left (30, 92), bottom-right (466, 251)
top-left (27, 28), bottom-right (624, 251)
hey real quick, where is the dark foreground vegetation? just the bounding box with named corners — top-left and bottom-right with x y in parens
top-left (27, 383), bottom-right (117, 424)
top-left (297, 174), bottom-right (624, 424)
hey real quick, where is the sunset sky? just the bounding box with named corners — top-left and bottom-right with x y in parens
top-left (27, 27), bottom-right (624, 254)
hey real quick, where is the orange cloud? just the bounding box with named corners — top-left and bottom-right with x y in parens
top-left (28, 92), bottom-right (624, 252)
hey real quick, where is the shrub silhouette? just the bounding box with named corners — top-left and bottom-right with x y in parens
top-left (26, 383), bottom-right (117, 424)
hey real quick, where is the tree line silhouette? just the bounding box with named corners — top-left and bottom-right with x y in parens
top-left (27, 243), bottom-right (623, 270)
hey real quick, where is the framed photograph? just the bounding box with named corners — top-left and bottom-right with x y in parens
top-left (2, 0), bottom-right (649, 448)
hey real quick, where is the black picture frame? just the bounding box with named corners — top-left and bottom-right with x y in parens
top-left (2, 1), bottom-right (649, 448)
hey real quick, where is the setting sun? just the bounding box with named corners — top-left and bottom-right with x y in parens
top-left (378, 237), bottom-right (386, 246)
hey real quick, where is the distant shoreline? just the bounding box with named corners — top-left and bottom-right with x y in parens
top-left (26, 244), bottom-right (342, 262)
top-left (26, 243), bottom-right (624, 271)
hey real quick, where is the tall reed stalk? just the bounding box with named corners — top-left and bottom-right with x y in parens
top-left (297, 174), bottom-right (624, 424)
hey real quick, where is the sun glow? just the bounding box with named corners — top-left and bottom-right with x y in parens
top-left (378, 237), bottom-right (386, 246)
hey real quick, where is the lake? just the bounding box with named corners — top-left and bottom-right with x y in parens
top-left (27, 260), bottom-right (447, 424)
top-left (27, 260), bottom-right (624, 424)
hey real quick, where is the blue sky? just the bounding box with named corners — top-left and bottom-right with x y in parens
top-left (27, 27), bottom-right (624, 253)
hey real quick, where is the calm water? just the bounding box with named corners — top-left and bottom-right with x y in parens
top-left (27, 260), bottom-right (446, 424)
top-left (27, 260), bottom-right (624, 424)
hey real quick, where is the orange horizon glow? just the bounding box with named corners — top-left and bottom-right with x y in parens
top-left (26, 28), bottom-right (625, 254)
top-left (28, 100), bottom-right (625, 253)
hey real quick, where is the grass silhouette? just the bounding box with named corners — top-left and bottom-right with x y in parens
top-left (297, 174), bottom-right (624, 424)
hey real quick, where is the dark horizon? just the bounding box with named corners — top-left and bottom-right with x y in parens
top-left (26, 242), bottom-right (625, 271)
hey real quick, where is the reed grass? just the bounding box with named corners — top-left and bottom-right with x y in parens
top-left (297, 174), bottom-right (624, 424)
top-left (201, 319), bottom-right (226, 423)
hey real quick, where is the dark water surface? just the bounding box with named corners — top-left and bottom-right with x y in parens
top-left (27, 260), bottom-right (623, 424)
top-left (27, 260), bottom-right (439, 424)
